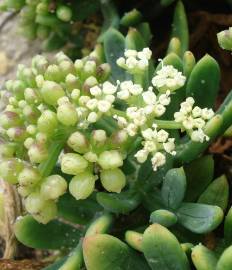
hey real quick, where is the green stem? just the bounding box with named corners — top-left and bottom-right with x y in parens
top-left (111, 108), bottom-right (126, 117)
top-left (133, 73), bottom-right (144, 86)
top-left (154, 120), bottom-right (182, 129)
top-left (175, 90), bottom-right (232, 164)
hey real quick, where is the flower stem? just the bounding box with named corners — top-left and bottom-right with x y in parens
top-left (154, 120), bottom-right (182, 129)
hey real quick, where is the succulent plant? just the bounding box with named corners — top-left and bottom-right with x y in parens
top-left (0, 1), bottom-right (231, 269)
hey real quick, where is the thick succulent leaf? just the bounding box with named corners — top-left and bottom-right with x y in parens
top-left (186, 54), bottom-right (220, 108)
top-left (224, 207), bottom-right (232, 245)
top-left (125, 231), bottom-right (143, 252)
top-left (161, 0), bottom-right (176, 6)
top-left (125, 28), bottom-right (146, 51)
top-left (198, 175), bottom-right (229, 211)
top-left (150, 209), bottom-right (178, 227)
top-left (96, 191), bottom-right (141, 214)
top-left (184, 155), bottom-right (214, 202)
top-left (103, 28), bottom-right (126, 82)
top-left (142, 224), bottom-right (190, 270)
top-left (85, 214), bottom-right (113, 236)
top-left (216, 246), bottom-right (232, 270)
top-left (171, 0), bottom-right (189, 56)
top-left (170, 224), bottom-right (203, 244)
top-left (120, 9), bottom-right (143, 27)
top-left (183, 51), bottom-right (196, 77)
top-left (14, 215), bottom-right (82, 250)
top-left (191, 244), bottom-right (218, 270)
top-left (83, 234), bottom-right (150, 270)
top-left (57, 193), bottom-right (102, 225)
top-left (43, 257), bottom-right (67, 270)
top-left (177, 203), bottom-right (223, 234)
top-left (142, 189), bottom-right (166, 212)
top-left (161, 167), bottom-right (186, 210)
top-left (137, 22), bottom-right (153, 46)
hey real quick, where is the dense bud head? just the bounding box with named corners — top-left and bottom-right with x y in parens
top-left (18, 167), bottom-right (41, 187)
top-left (92, 130), bottom-right (107, 144)
top-left (69, 172), bottom-right (96, 200)
top-left (37, 110), bottom-right (58, 136)
top-left (61, 153), bottom-right (89, 175)
top-left (44, 64), bottom-right (63, 82)
top-left (67, 131), bottom-right (89, 153)
top-left (0, 158), bottom-right (24, 184)
top-left (100, 168), bottom-right (126, 193)
top-left (40, 81), bottom-right (65, 106)
top-left (28, 143), bottom-right (48, 163)
top-left (56, 5), bottom-right (72, 22)
top-left (57, 102), bottom-right (78, 126)
top-left (98, 150), bottom-right (123, 170)
top-left (40, 174), bottom-right (67, 200)
top-left (217, 27), bottom-right (232, 51)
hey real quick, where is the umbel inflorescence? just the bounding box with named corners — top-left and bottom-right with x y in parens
top-left (0, 47), bottom-right (214, 223)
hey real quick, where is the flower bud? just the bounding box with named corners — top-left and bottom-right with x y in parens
top-left (92, 129), bottom-right (107, 144)
top-left (7, 127), bottom-right (27, 142)
top-left (61, 153), bottom-right (88, 175)
top-left (37, 25), bottom-right (50, 40)
top-left (0, 111), bottom-right (21, 129)
top-left (23, 105), bottom-right (40, 124)
top-left (40, 174), bottom-right (67, 200)
top-left (217, 27), bottom-right (232, 51)
top-left (59, 60), bottom-right (75, 76)
top-left (100, 168), bottom-right (126, 193)
top-left (12, 80), bottom-right (26, 100)
top-left (74, 59), bottom-right (84, 74)
top-left (83, 61), bottom-right (97, 77)
top-left (69, 172), bottom-right (96, 200)
top-left (55, 52), bottom-right (71, 64)
top-left (24, 88), bottom-right (41, 104)
top-left (40, 81), bottom-right (65, 106)
top-left (18, 185), bottom-right (33, 197)
top-left (82, 76), bottom-right (98, 94)
top-left (0, 158), bottom-right (24, 184)
top-left (65, 74), bottom-right (80, 92)
top-left (36, 2), bottom-right (48, 15)
top-left (111, 130), bottom-right (128, 145)
top-left (37, 110), bottom-right (58, 136)
top-left (0, 141), bottom-right (15, 157)
top-left (25, 191), bottom-right (45, 214)
top-left (98, 150), bottom-right (123, 170)
top-left (33, 200), bottom-right (57, 224)
top-left (67, 131), bottom-right (89, 153)
top-left (31, 55), bottom-right (48, 74)
top-left (96, 63), bottom-right (111, 82)
top-left (57, 102), bottom-right (78, 126)
top-left (44, 65), bottom-right (63, 82)
top-left (56, 5), bottom-right (72, 22)
top-left (28, 143), bottom-right (48, 163)
top-left (18, 167), bottom-right (41, 187)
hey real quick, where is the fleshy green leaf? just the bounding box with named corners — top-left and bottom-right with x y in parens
top-left (224, 207), bottom-right (232, 245)
top-left (161, 167), bottom-right (186, 210)
top-left (150, 209), bottom-right (178, 227)
top-left (198, 175), bottom-right (229, 211)
top-left (177, 203), bottom-right (223, 234)
top-left (216, 246), bottom-right (232, 270)
top-left (142, 224), bottom-right (190, 270)
top-left (184, 155), bottom-right (214, 202)
top-left (14, 215), bottom-right (82, 250)
top-left (186, 54), bottom-right (220, 108)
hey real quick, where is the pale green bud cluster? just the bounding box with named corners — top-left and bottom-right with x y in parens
top-left (217, 27), bottom-right (232, 51)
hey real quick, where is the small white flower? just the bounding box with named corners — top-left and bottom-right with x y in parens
top-left (102, 81), bottom-right (117, 95)
top-left (126, 107), bottom-right (138, 118)
top-left (117, 90), bottom-right (130, 100)
top-left (154, 104), bottom-right (166, 117)
top-left (129, 84), bottom-right (143, 95)
top-left (134, 149), bottom-right (149, 163)
top-left (125, 49), bottom-right (138, 58)
top-left (144, 105), bottom-right (154, 115)
top-left (186, 97), bottom-right (195, 105)
top-left (193, 118), bottom-right (205, 129)
top-left (159, 92), bottom-right (171, 106)
top-left (174, 111), bottom-right (185, 122)
top-left (192, 106), bottom-right (202, 118)
top-left (137, 59), bottom-right (149, 70)
top-left (105, 94), bottom-right (115, 103)
top-left (156, 129), bottom-right (169, 143)
top-left (163, 138), bottom-right (176, 155)
top-left (90, 85), bottom-right (102, 96)
top-left (97, 100), bottom-right (111, 113)
top-left (144, 141), bottom-right (157, 152)
top-left (86, 99), bottom-right (98, 110)
top-left (87, 112), bottom-right (98, 123)
top-left (142, 91), bottom-right (157, 105)
top-left (71, 89), bottom-right (80, 100)
top-left (191, 129), bottom-right (209, 143)
top-left (142, 128), bottom-right (154, 140)
top-left (183, 117), bottom-right (194, 130)
top-left (114, 115), bottom-right (128, 128)
top-left (126, 123), bottom-right (138, 136)
top-left (126, 57), bottom-right (138, 69)
top-left (116, 57), bottom-right (126, 67)
top-left (79, 96), bottom-right (91, 106)
top-left (84, 151), bottom-right (98, 162)
top-left (151, 152), bottom-right (166, 171)
top-left (201, 108), bottom-right (214, 120)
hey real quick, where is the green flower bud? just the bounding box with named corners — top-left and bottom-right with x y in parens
top-left (0, 111), bottom-right (21, 129)
top-left (33, 200), bottom-right (57, 224)
top-left (37, 110), bottom-right (58, 135)
top-left (7, 127), bottom-right (27, 142)
top-left (21, 67), bottom-right (36, 87)
top-left (59, 60), bottom-right (75, 77)
top-left (0, 158), bottom-right (24, 184)
top-left (12, 80), bottom-right (26, 99)
top-left (69, 172), bottom-right (96, 200)
top-left (83, 61), bottom-right (97, 77)
top-left (18, 167), bottom-right (41, 187)
top-left (92, 130), bottom-right (107, 144)
top-left (98, 150), bottom-right (123, 170)
top-left (32, 55), bottom-right (48, 74)
top-left (55, 52), bottom-right (71, 64)
top-left (83, 76), bottom-right (98, 94)
top-left (36, 2), bottom-right (48, 15)
top-left (18, 185), bottom-right (34, 197)
top-left (67, 131), bottom-right (89, 154)
top-left (0, 141), bottom-right (15, 158)
top-left (57, 102), bottom-right (78, 126)
top-left (24, 88), bottom-right (41, 104)
top-left (61, 153), bottom-right (88, 175)
top-left (40, 80), bottom-right (65, 106)
top-left (74, 59), bottom-right (84, 74)
top-left (25, 191), bottom-right (45, 214)
top-left (65, 74), bottom-right (80, 92)
top-left (100, 168), bottom-right (126, 193)
top-left (23, 105), bottom-right (40, 124)
top-left (35, 132), bottom-right (47, 144)
top-left (111, 130), bottom-right (128, 145)
top-left (28, 143), bottom-right (48, 163)
top-left (56, 5), bottom-right (72, 22)
top-left (40, 174), bottom-right (67, 200)
top-left (217, 27), bottom-right (232, 51)
top-left (44, 64), bottom-right (63, 82)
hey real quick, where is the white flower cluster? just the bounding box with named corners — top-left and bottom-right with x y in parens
top-left (114, 88), bottom-right (171, 137)
top-left (174, 97), bottom-right (214, 142)
top-left (152, 64), bottom-right (186, 92)
top-left (117, 81), bottom-right (143, 100)
top-left (116, 48), bottom-right (152, 73)
top-left (135, 124), bottom-right (176, 171)
top-left (71, 81), bottom-right (118, 127)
